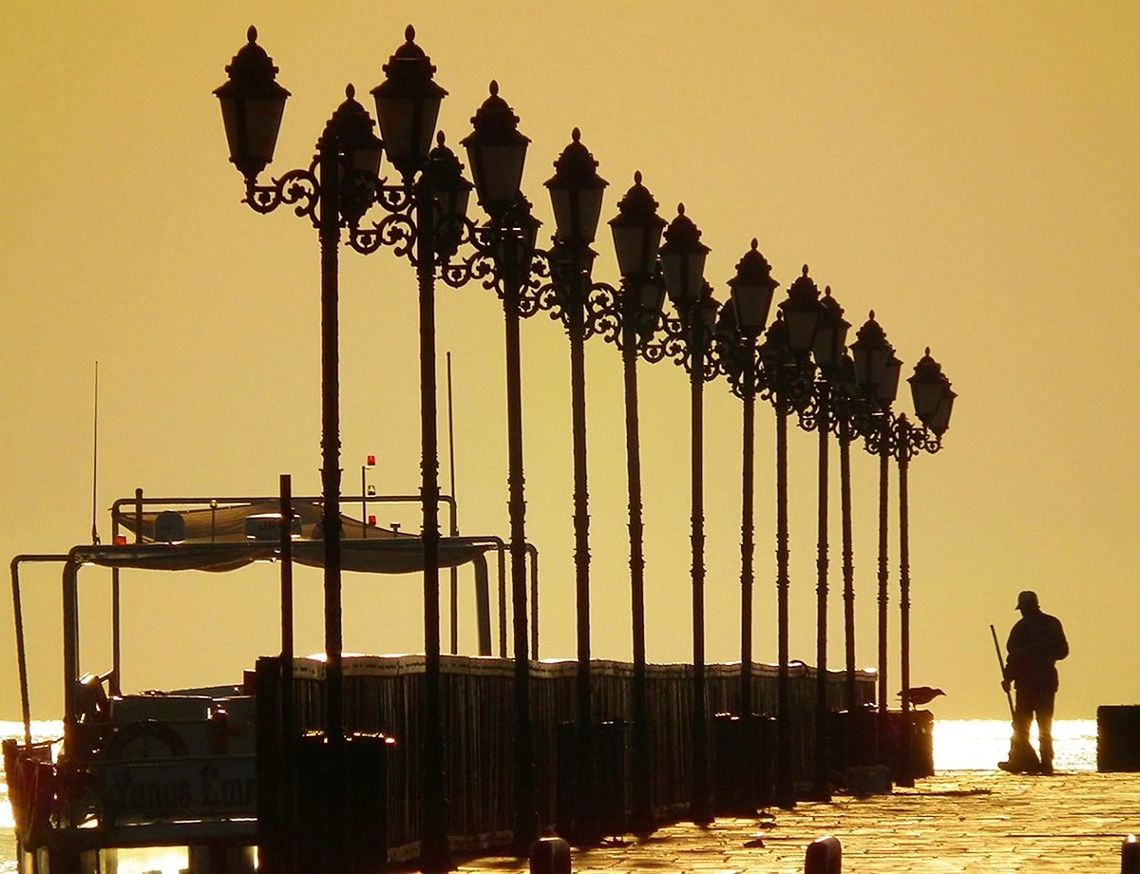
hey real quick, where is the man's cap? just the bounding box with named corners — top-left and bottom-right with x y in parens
top-left (1016, 590), bottom-right (1039, 610)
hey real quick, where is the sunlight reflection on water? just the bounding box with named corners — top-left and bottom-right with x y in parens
top-left (933, 718), bottom-right (1096, 771)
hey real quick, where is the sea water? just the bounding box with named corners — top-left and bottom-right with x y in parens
top-left (934, 717), bottom-right (1097, 771)
top-left (0, 718), bottom-right (1099, 873)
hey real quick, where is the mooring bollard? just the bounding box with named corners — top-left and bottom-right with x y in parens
top-left (529, 836), bottom-right (572, 874)
top-left (1123, 834), bottom-right (1139, 874)
top-left (804, 835), bottom-right (842, 874)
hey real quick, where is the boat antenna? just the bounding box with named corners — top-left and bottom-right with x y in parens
top-left (91, 360), bottom-right (101, 544)
top-left (446, 351), bottom-right (460, 654)
top-left (446, 351), bottom-right (458, 514)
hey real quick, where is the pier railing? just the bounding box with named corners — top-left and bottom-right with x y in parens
top-left (277, 654), bottom-right (875, 858)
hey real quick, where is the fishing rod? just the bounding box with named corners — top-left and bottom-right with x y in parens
top-left (91, 360), bottom-right (101, 544)
top-left (990, 624), bottom-right (1015, 718)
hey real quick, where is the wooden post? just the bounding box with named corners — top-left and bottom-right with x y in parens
top-left (529, 837), bottom-right (571, 874)
top-left (804, 835), bottom-right (842, 874)
top-left (1123, 834), bottom-right (1140, 874)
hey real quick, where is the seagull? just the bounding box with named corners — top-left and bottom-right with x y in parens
top-left (899, 686), bottom-right (946, 707)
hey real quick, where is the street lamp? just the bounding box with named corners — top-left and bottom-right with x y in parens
top-left (794, 284), bottom-right (851, 802)
top-left (369, 28), bottom-right (446, 175)
top-left (602, 171), bottom-right (668, 833)
top-left (722, 241), bottom-right (778, 718)
top-left (215, 28), bottom-right (384, 874)
top-left (443, 81), bottom-right (545, 851)
top-left (830, 350), bottom-right (867, 715)
top-left (216, 26), bottom-right (379, 754)
top-left (758, 266), bottom-right (821, 808)
top-left (535, 128), bottom-right (609, 845)
top-left (889, 348), bottom-right (956, 786)
top-left (215, 28), bottom-right (289, 184)
top-left (658, 204), bottom-right (717, 824)
top-left (461, 80), bottom-right (530, 217)
top-left (351, 53), bottom-right (548, 860)
top-left (850, 311), bottom-right (901, 727)
top-left (715, 239), bottom-right (779, 814)
top-left (351, 30), bottom-right (460, 868)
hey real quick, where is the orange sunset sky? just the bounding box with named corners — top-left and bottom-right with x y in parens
top-left (1, 1), bottom-right (1137, 721)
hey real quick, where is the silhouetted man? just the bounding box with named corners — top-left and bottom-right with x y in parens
top-left (1000, 590), bottom-right (1068, 774)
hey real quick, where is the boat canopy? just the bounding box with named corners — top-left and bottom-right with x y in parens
top-left (106, 500), bottom-right (491, 574)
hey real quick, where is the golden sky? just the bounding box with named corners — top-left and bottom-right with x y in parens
top-left (1, 1), bottom-right (1137, 720)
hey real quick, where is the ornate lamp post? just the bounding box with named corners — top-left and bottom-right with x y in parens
top-left (887, 349), bottom-right (955, 786)
top-left (531, 128), bottom-right (609, 844)
top-left (598, 171), bottom-right (669, 832)
top-left (358, 67), bottom-right (548, 852)
top-left (850, 312), bottom-right (902, 725)
top-left (216, 26), bottom-right (376, 755)
top-left (713, 240), bottom-right (779, 814)
top-left (658, 204), bottom-right (719, 823)
top-left (758, 266), bottom-right (821, 808)
top-left (796, 285), bottom-right (851, 801)
top-left (722, 242), bottom-right (779, 723)
top-left (830, 349), bottom-right (866, 715)
top-left (322, 30), bottom-right (471, 868)
top-left (215, 28), bottom-right (382, 874)
top-left (451, 81), bottom-right (542, 850)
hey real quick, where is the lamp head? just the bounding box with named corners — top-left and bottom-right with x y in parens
top-left (609, 171), bottom-right (666, 281)
top-left (727, 238), bottom-right (779, 336)
top-left (913, 352), bottom-right (956, 436)
top-left (813, 286), bottom-right (851, 373)
top-left (850, 310), bottom-right (894, 405)
top-left (545, 128), bottom-right (608, 246)
top-left (214, 26), bottom-right (290, 183)
top-left (908, 347), bottom-right (946, 425)
top-left (426, 131), bottom-right (474, 257)
top-left (320, 85), bottom-right (384, 222)
top-left (370, 25), bottom-right (447, 176)
top-left (777, 265), bottom-right (822, 355)
top-left (461, 81), bottom-right (530, 220)
top-left (658, 203), bottom-right (709, 308)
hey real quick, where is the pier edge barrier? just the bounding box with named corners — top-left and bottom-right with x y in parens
top-left (1123, 834), bottom-right (1139, 874)
top-left (530, 836), bottom-right (572, 874)
top-left (805, 835), bottom-right (842, 874)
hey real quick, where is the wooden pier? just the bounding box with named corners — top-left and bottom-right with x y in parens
top-left (256, 653), bottom-right (885, 863)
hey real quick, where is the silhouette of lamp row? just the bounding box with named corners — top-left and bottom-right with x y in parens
top-left (216, 24), bottom-right (957, 859)
top-left (215, 25), bottom-right (550, 869)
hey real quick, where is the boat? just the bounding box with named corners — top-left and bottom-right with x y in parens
top-left (4, 491), bottom-right (504, 874)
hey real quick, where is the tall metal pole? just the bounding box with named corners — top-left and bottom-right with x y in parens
top-left (315, 135), bottom-right (349, 874)
top-left (689, 313), bottom-right (711, 825)
top-left (839, 417), bottom-right (858, 713)
top-left (503, 273), bottom-right (537, 849)
top-left (317, 140), bottom-right (344, 748)
top-left (736, 350), bottom-right (758, 816)
top-left (569, 288), bottom-right (597, 843)
top-left (278, 473), bottom-right (297, 874)
top-left (813, 387), bottom-right (831, 801)
top-left (774, 398), bottom-right (794, 808)
top-left (876, 423), bottom-right (891, 761)
top-left (897, 422), bottom-right (914, 788)
top-left (739, 361), bottom-right (756, 723)
top-left (622, 305), bottom-right (652, 833)
top-left (877, 427), bottom-right (890, 714)
top-left (414, 177), bottom-right (449, 873)
top-left (447, 352), bottom-right (460, 655)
